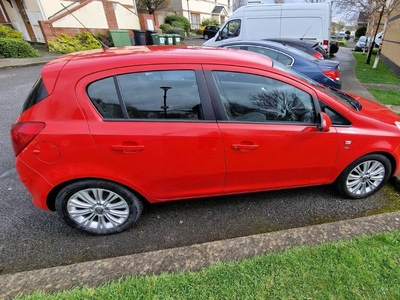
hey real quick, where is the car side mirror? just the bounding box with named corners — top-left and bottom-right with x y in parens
top-left (317, 112), bottom-right (332, 132)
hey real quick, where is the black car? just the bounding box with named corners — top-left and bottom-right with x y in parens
top-left (329, 40), bottom-right (339, 57)
top-left (203, 25), bottom-right (220, 40)
top-left (264, 38), bottom-right (329, 59)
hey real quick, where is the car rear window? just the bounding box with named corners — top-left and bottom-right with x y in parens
top-left (22, 77), bottom-right (49, 112)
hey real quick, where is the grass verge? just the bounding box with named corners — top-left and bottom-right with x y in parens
top-left (353, 52), bottom-right (400, 85)
top-left (368, 89), bottom-right (400, 106)
top-left (18, 230), bottom-right (400, 299)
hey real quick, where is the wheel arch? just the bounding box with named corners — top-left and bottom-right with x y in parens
top-left (46, 178), bottom-right (149, 211)
top-left (336, 151), bottom-right (397, 181)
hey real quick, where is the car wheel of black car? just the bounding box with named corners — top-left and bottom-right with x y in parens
top-left (335, 154), bottom-right (391, 199)
top-left (204, 34), bottom-right (209, 40)
top-left (55, 179), bottom-right (143, 235)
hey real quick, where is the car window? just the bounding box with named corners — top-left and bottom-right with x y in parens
top-left (245, 46), bottom-right (294, 66)
top-left (212, 71), bottom-right (315, 123)
top-left (87, 70), bottom-right (203, 120)
top-left (219, 19), bottom-right (241, 40)
top-left (319, 100), bottom-right (351, 125)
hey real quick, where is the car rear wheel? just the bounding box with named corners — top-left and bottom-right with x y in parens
top-left (204, 34), bottom-right (209, 40)
top-left (55, 180), bottom-right (143, 235)
top-left (336, 154), bottom-right (391, 199)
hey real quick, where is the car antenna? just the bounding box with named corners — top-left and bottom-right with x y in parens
top-left (60, 3), bottom-right (109, 50)
top-left (300, 26), bottom-right (312, 40)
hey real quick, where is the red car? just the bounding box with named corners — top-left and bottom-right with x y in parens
top-left (11, 46), bottom-right (400, 235)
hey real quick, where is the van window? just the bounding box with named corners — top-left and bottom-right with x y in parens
top-left (218, 20), bottom-right (241, 41)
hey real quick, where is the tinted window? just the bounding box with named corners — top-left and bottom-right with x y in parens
top-left (87, 70), bottom-right (202, 120)
top-left (213, 71), bottom-right (315, 123)
top-left (22, 77), bottom-right (49, 112)
top-left (87, 77), bottom-right (124, 119)
top-left (246, 46), bottom-right (293, 66)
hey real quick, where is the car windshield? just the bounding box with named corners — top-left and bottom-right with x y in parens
top-left (272, 60), bottom-right (361, 111)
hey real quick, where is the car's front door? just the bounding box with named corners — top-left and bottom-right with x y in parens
top-left (78, 66), bottom-right (225, 202)
top-left (205, 68), bottom-right (339, 194)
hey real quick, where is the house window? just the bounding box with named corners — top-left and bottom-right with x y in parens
top-left (191, 13), bottom-right (200, 29)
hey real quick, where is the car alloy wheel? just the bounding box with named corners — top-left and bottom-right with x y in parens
top-left (204, 34), bottom-right (209, 40)
top-left (336, 154), bottom-right (391, 199)
top-left (55, 180), bottom-right (143, 235)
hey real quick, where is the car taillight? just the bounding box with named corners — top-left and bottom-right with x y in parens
top-left (313, 52), bottom-right (324, 59)
top-left (323, 40), bottom-right (329, 46)
top-left (322, 69), bottom-right (340, 81)
top-left (11, 122), bottom-right (45, 156)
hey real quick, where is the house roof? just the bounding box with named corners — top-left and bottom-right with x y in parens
top-left (211, 6), bottom-right (228, 16)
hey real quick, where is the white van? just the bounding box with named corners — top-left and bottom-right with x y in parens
top-left (374, 31), bottom-right (383, 47)
top-left (203, 3), bottom-right (332, 53)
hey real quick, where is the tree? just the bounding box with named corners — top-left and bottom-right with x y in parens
top-left (233, 0), bottom-right (247, 12)
top-left (136, 0), bottom-right (171, 15)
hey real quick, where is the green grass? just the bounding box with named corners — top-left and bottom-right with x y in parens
top-left (368, 89), bottom-right (400, 105)
top-left (18, 231), bottom-right (400, 299)
top-left (353, 52), bottom-right (400, 85)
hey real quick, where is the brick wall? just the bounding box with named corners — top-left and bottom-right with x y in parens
top-left (39, 0), bottom-right (136, 43)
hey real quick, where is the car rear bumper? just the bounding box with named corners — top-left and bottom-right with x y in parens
top-left (16, 157), bottom-right (54, 211)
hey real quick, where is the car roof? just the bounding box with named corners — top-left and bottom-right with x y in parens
top-left (41, 46), bottom-right (274, 94)
top-left (219, 40), bottom-right (317, 60)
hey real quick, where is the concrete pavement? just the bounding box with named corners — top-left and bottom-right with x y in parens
top-left (1, 41), bottom-right (400, 299)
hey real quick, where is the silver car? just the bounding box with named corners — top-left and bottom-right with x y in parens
top-left (355, 36), bottom-right (372, 51)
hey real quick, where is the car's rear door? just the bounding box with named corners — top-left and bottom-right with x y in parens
top-left (76, 64), bottom-right (225, 202)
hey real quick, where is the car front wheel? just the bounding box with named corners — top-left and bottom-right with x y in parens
top-left (336, 154), bottom-right (392, 199)
top-left (55, 180), bottom-right (143, 235)
top-left (204, 34), bottom-right (209, 40)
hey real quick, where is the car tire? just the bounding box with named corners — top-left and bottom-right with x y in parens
top-left (354, 47), bottom-right (362, 52)
top-left (55, 179), bottom-right (143, 235)
top-left (335, 154), bottom-right (392, 199)
top-left (204, 34), bottom-right (209, 40)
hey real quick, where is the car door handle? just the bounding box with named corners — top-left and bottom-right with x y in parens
top-left (231, 144), bottom-right (259, 152)
top-left (111, 145), bottom-right (145, 153)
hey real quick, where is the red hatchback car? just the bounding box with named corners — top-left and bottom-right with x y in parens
top-left (11, 46), bottom-right (400, 235)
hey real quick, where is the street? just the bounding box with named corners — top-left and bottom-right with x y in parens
top-left (0, 44), bottom-right (398, 276)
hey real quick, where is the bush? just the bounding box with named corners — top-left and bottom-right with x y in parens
top-left (0, 38), bottom-right (40, 58)
top-left (165, 27), bottom-right (185, 40)
top-left (355, 26), bottom-right (366, 39)
top-left (47, 32), bottom-right (101, 54)
top-left (0, 24), bottom-right (23, 39)
top-left (194, 27), bottom-right (204, 35)
top-left (159, 23), bottom-right (172, 33)
top-left (165, 15), bottom-right (190, 33)
top-left (95, 33), bottom-right (114, 47)
top-left (201, 18), bottom-right (219, 27)
top-left (171, 21), bottom-right (185, 30)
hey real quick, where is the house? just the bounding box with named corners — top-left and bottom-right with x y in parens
top-left (159, 0), bottom-right (231, 29)
top-left (0, 0), bottom-right (142, 43)
top-left (380, 6), bottom-right (400, 76)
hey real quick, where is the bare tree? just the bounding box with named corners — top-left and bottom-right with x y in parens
top-left (233, 0), bottom-right (247, 12)
top-left (301, 0), bottom-right (329, 3)
top-left (136, 0), bottom-right (171, 15)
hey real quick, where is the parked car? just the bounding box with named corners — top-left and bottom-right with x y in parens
top-left (203, 25), bottom-right (220, 40)
top-left (330, 40), bottom-right (339, 56)
top-left (263, 38), bottom-right (328, 59)
top-left (12, 46), bottom-right (400, 235)
top-left (218, 40), bottom-right (342, 89)
top-left (355, 36), bottom-right (372, 51)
